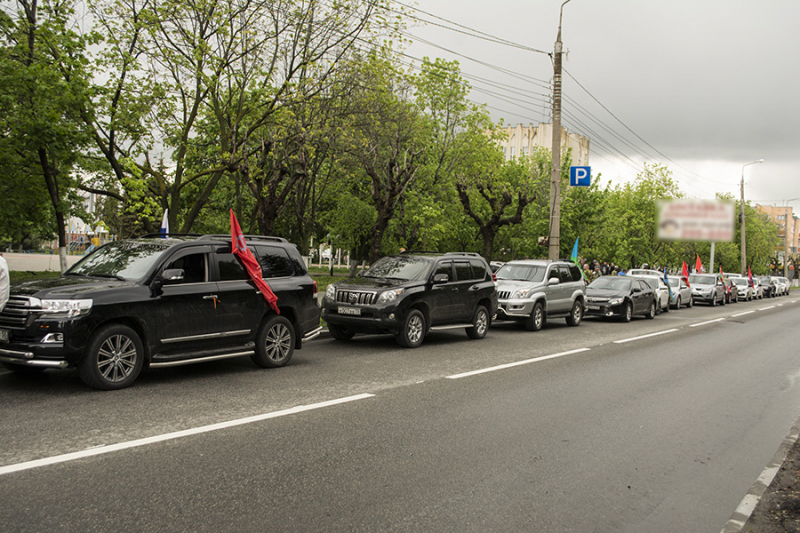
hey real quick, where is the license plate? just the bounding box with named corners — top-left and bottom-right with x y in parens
top-left (587, 305), bottom-right (600, 310)
top-left (338, 306), bottom-right (361, 316)
top-left (0, 329), bottom-right (8, 343)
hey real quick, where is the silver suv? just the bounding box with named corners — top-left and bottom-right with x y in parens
top-left (494, 260), bottom-right (586, 331)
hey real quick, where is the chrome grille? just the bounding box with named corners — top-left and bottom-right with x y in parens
top-left (335, 290), bottom-right (376, 306)
top-left (0, 296), bottom-right (38, 329)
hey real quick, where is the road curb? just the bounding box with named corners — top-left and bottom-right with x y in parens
top-left (720, 417), bottom-right (800, 533)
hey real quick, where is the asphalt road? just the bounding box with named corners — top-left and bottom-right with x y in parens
top-left (1, 296), bottom-right (799, 532)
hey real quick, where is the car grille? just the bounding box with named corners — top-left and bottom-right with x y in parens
top-left (586, 297), bottom-right (609, 303)
top-left (0, 296), bottom-right (38, 329)
top-left (335, 290), bottom-right (377, 306)
top-left (497, 291), bottom-right (511, 299)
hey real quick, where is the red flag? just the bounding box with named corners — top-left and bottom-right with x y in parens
top-left (695, 254), bottom-right (703, 274)
top-left (748, 266), bottom-right (754, 287)
top-left (230, 209), bottom-right (280, 314)
top-left (682, 261), bottom-right (691, 288)
top-left (719, 265), bottom-right (726, 282)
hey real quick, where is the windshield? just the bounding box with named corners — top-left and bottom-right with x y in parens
top-left (495, 264), bottom-right (547, 282)
top-left (67, 240), bottom-right (170, 280)
top-left (688, 274), bottom-right (716, 285)
top-left (635, 277), bottom-right (658, 290)
top-left (667, 278), bottom-right (680, 288)
top-left (362, 256), bottom-right (432, 281)
top-left (730, 277), bottom-right (748, 285)
top-left (589, 277), bottom-right (632, 291)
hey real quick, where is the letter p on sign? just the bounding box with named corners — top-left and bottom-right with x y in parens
top-left (569, 166), bottom-right (591, 187)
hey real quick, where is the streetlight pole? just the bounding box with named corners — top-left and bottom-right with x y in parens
top-left (740, 159), bottom-right (764, 274)
top-left (548, 0), bottom-right (570, 260)
top-left (783, 198), bottom-right (799, 278)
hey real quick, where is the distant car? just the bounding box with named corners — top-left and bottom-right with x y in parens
top-left (631, 275), bottom-right (670, 314)
top-left (752, 277), bottom-right (764, 299)
top-left (759, 276), bottom-right (776, 298)
top-left (773, 276), bottom-right (791, 296)
top-left (721, 278), bottom-right (736, 303)
top-left (689, 273), bottom-right (725, 306)
top-left (490, 261), bottom-right (506, 273)
top-left (585, 276), bottom-right (657, 322)
top-left (628, 269), bottom-right (666, 278)
top-left (667, 275), bottom-right (692, 308)
top-left (728, 276), bottom-right (753, 301)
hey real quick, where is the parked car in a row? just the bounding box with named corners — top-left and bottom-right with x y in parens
top-left (585, 276), bottom-right (657, 321)
top-left (688, 274), bottom-right (726, 306)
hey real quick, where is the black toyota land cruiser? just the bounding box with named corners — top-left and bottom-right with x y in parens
top-left (0, 235), bottom-right (321, 390)
top-left (321, 252), bottom-right (497, 348)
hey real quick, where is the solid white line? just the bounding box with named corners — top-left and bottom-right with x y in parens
top-left (777, 304), bottom-right (784, 307)
top-left (613, 329), bottom-right (679, 344)
top-left (759, 306), bottom-right (776, 311)
top-left (446, 348), bottom-right (591, 380)
top-left (689, 318), bottom-right (726, 328)
top-left (731, 311), bottom-right (755, 317)
top-left (0, 393), bottom-right (375, 477)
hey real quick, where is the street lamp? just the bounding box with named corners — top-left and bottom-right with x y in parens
top-left (740, 159), bottom-right (764, 274)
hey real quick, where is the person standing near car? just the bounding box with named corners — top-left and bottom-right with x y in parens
top-left (0, 254), bottom-right (9, 312)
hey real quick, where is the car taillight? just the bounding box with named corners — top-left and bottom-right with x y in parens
top-left (492, 273), bottom-right (497, 283)
top-left (313, 280), bottom-right (318, 295)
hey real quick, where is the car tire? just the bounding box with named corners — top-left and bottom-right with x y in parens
top-left (397, 309), bottom-right (426, 348)
top-left (645, 300), bottom-right (656, 319)
top-left (687, 297), bottom-right (693, 308)
top-left (252, 315), bottom-right (295, 368)
top-left (524, 302), bottom-right (545, 332)
top-left (467, 305), bottom-right (490, 339)
top-left (328, 324), bottom-right (355, 341)
top-left (565, 299), bottom-right (583, 327)
top-left (620, 301), bottom-right (633, 323)
top-left (673, 296), bottom-right (681, 309)
top-left (78, 324), bottom-right (144, 390)
top-left (711, 295), bottom-right (717, 307)
top-left (663, 299), bottom-right (670, 312)
top-left (721, 294), bottom-right (726, 305)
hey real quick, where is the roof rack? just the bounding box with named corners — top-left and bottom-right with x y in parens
top-left (196, 234), bottom-right (288, 243)
top-left (141, 233), bottom-right (203, 239)
top-left (398, 251), bottom-right (483, 258)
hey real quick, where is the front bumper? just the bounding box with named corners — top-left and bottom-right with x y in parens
top-left (584, 302), bottom-right (625, 317)
top-left (692, 291), bottom-right (717, 303)
top-left (495, 298), bottom-right (536, 320)
top-left (321, 301), bottom-right (403, 335)
top-left (0, 345), bottom-right (70, 368)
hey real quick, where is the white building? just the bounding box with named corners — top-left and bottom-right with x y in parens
top-left (496, 123), bottom-right (590, 166)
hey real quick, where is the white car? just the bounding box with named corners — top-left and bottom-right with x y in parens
top-left (632, 275), bottom-right (670, 313)
top-left (728, 277), bottom-right (753, 301)
top-left (751, 277), bottom-right (764, 299)
top-left (666, 275), bottom-right (692, 308)
top-left (628, 269), bottom-right (666, 278)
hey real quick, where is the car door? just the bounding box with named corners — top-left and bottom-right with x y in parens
top-left (155, 245), bottom-right (220, 352)
top-left (452, 260), bottom-right (479, 321)
top-left (633, 280), bottom-right (651, 313)
top-left (428, 261), bottom-right (458, 325)
top-left (211, 246), bottom-right (266, 343)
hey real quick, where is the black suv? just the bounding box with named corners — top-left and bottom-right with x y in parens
top-left (321, 252), bottom-right (497, 348)
top-left (0, 235), bottom-right (321, 389)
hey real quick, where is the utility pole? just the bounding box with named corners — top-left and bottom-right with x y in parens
top-left (549, 0), bottom-right (570, 260)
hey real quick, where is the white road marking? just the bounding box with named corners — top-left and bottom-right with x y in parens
top-left (613, 329), bottom-right (679, 344)
top-left (759, 306), bottom-right (776, 311)
top-left (731, 311), bottom-right (755, 317)
top-left (689, 318), bottom-right (726, 328)
top-left (0, 393), bottom-right (375, 477)
top-left (446, 348), bottom-right (591, 380)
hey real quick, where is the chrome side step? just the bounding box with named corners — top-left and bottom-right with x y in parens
top-left (149, 351), bottom-right (254, 369)
top-left (302, 326), bottom-right (323, 342)
top-left (429, 323), bottom-right (473, 331)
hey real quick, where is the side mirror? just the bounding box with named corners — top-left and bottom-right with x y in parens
top-left (433, 273), bottom-right (449, 284)
top-left (633, 287), bottom-right (641, 293)
top-left (161, 268), bottom-right (185, 282)
top-left (548, 277), bottom-right (560, 285)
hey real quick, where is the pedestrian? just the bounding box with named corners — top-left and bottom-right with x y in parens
top-left (0, 254), bottom-right (9, 313)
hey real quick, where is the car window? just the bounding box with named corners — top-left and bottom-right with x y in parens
top-left (254, 245), bottom-right (294, 278)
top-left (67, 240), bottom-right (171, 280)
top-left (454, 261), bottom-right (473, 282)
top-left (496, 264), bottom-right (546, 282)
top-left (588, 277), bottom-right (631, 290)
top-left (637, 280), bottom-right (650, 291)
top-left (469, 259), bottom-right (489, 281)
top-left (434, 261), bottom-right (453, 281)
top-left (569, 264), bottom-right (582, 282)
top-left (165, 252), bottom-right (207, 284)
top-left (214, 246), bottom-right (257, 281)
top-left (363, 256), bottom-right (432, 281)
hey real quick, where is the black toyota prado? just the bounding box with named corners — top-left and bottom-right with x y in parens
top-left (0, 235), bottom-right (321, 390)
top-left (321, 252), bottom-right (497, 348)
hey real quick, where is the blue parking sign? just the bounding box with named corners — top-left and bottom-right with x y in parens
top-left (569, 166), bottom-right (591, 187)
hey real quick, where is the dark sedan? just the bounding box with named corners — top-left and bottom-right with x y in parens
top-left (584, 276), bottom-right (657, 322)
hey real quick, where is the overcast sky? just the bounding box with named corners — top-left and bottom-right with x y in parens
top-left (403, 0), bottom-right (800, 208)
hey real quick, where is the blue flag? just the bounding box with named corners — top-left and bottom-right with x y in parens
top-left (571, 238), bottom-right (579, 261)
top-left (663, 267), bottom-right (673, 302)
top-left (160, 209), bottom-right (169, 238)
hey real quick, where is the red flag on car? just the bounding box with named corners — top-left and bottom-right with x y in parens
top-left (682, 261), bottom-right (691, 288)
top-left (748, 266), bottom-right (754, 287)
top-left (695, 254), bottom-right (703, 274)
top-left (230, 209), bottom-right (280, 314)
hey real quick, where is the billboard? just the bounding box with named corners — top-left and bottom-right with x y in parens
top-left (657, 199), bottom-right (735, 242)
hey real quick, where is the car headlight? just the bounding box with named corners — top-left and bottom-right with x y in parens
top-left (512, 288), bottom-right (533, 299)
top-left (378, 289), bottom-right (404, 303)
top-left (326, 285), bottom-right (336, 299)
top-left (608, 298), bottom-right (623, 305)
top-left (39, 299), bottom-right (93, 318)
